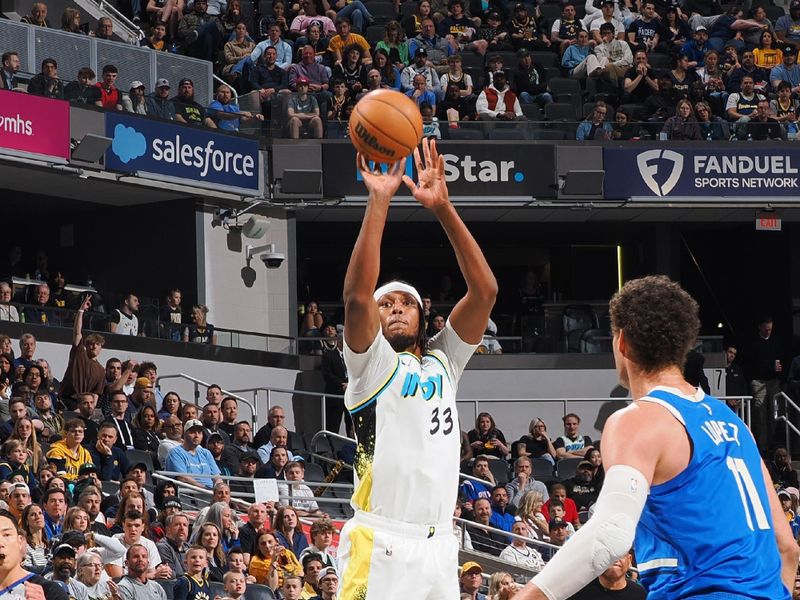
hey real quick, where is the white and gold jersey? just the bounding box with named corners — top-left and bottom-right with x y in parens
top-left (344, 321), bottom-right (477, 526)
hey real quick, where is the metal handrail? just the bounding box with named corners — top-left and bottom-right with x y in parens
top-left (96, 0), bottom-right (146, 41)
top-left (228, 386), bottom-right (345, 432)
top-left (777, 391), bottom-right (800, 457)
top-left (156, 373), bottom-right (258, 425)
top-left (453, 516), bottom-right (560, 558)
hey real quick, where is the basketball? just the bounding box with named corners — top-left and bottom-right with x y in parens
top-left (349, 89), bottom-right (423, 164)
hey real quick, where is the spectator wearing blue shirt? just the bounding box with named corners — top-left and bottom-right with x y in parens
top-left (89, 422), bottom-right (131, 482)
top-left (209, 84), bottom-right (264, 132)
top-left (406, 73), bottom-right (437, 112)
top-left (681, 25), bottom-right (712, 68)
top-left (165, 419), bottom-right (221, 489)
top-left (488, 485), bottom-right (516, 533)
top-left (251, 23), bottom-right (294, 69)
top-left (770, 45), bottom-right (800, 92)
top-left (775, 2), bottom-right (800, 51)
top-left (459, 456), bottom-right (494, 507)
top-left (576, 101), bottom-right (613, 140)
top-left (562, 30), bottom-right (592, 75)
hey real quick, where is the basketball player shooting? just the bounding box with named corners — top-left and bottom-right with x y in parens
top-left (517, 276), bottom-right (798, 600)
top-left (337, 139), bottom-right (498, 600)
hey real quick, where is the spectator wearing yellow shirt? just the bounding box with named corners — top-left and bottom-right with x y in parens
top-left (46, 419), bottom-right (92, 480)
top-left (249, 530), bottom-right (302, 591)
top-left (328, 17), bottom-right (372, 64)
top-left (754, 30), bottom-right (783, 67)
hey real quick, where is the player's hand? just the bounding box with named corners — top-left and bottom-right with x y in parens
top-left (24, 582), bottom-right (46, 600)
top-left (403, 138), bottom-right (449, 209)
top-left (357, 153), bottom-right (406, 206)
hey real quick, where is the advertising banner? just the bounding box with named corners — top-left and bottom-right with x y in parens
top-left (322, 141), bottom-right (555, 200)
top-left (604, 146), bottom-right (800, 200)
top-left (0, 90), bottom-right (70, 161)
top-left (105, 112), bottom-right (261, 194)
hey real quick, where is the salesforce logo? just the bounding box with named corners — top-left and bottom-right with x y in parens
top-left (111, 124), bottom-right (147, 163)
top-left (358, 153), bottom-right (525, 184)
top-left (110, 121), bottom-right (256, 179)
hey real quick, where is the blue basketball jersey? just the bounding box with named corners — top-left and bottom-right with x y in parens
top-left (635, 387), bottom-right (789, 600)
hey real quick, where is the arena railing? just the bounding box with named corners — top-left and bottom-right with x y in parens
top-left (156, 372), bottom-right (257, 423)
top-left (0, 18), bottom-right (213, 105)
top-left (776, 391), bottom-right (800, 457)
top-left (152, 471), bottom-right (355, 512)
top-left (308, 430), bottom-right (356, 472)
top-left (457, 396), bottom-right (754, 430)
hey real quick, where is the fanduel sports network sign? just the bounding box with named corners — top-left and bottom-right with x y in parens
top-left (0, 90), bottom-right (69, 162)
top-left (322, 141), bottom-right (555, 199)
top-left (105, 113), bottom-right (261, 194)
top-left (604, 146), bottom-right (800, 199)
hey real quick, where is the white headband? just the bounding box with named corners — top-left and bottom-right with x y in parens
top-left (373, 281), bottom-right (423, 308)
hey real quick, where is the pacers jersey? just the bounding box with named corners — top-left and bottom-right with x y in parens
top-left (344, 321), bottom-right (477, 525)
top-left (635, 386), bottom-right (789, 600)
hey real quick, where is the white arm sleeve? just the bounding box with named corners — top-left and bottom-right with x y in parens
top-left (531, 464), bottom-right (649, 600)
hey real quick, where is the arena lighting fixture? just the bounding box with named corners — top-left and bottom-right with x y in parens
top-left (70, 134), bottom-right (112, 164)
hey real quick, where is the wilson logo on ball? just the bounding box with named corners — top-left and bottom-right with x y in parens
top-left (354, 122), bottom-right (396, 158)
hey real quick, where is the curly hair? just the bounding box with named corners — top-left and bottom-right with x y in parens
top-left (609, 275), bottom-right (700, 373)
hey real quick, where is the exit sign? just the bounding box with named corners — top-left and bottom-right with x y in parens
top-left (756, 214), bottom-right (781, 231)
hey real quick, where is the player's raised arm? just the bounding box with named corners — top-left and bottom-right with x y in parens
top-left (402, 139), bottom-right (498, 344)
top-left (343, 155), bottom-right (407, 353)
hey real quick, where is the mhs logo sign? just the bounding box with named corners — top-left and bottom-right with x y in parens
top-left (636, 150), bottom-right (684, 197)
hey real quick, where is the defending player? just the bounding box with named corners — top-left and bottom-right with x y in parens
top-left (519, 276), bottom-right (798, 600)
top-left (338, 139), bottom-right (497, 599)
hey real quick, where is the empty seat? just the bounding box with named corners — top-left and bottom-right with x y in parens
top-left (562, 304), bottom-right (598, 352)
top-left (365, 25), bottom-right (385, 45)
top-left (544, 66), bottom-right (562, 80)
top-left (556, 457), bottom-right (583, 480)
top-left (532, 128), bottom-right (566, 139)
top-left (765, 5), bottom-right (785, 21)
top-left (646, 52), bottom-right (670, 71)
top-left (460, 51), bottom-right (485, 70)
top-left (531, 50), bottom-right (557, 68)
top-left (530, 457), bottom-right (555, 478)
top-left (488, 128), bottom-right (526, 139)
top-left (488, 459), bottom-right (510, 484)
top-left (246, 584), bottom-right (276, 600)
top-left (617, 103), bottom-right (647, 121)
top-left (580, 328), bottom-right (611, 353)
top-left (544, 102), bottom-right (575, 121)
top-left (548, 76), bottom-right (582, 96)
top-left (522, 103), bottom-right (543, 121)
top-left (155, 579), bottom-right (176, 600)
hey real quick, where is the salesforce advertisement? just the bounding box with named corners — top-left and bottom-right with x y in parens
top-left (105, 113), bottom-right (261, 194)
top-left (322, 141), bottom-right (555, 199)
top-left (604, 147), bottom-right (800, 200)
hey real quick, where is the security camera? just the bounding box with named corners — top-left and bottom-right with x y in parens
top-left (260, 251), bottom-right (285, 269)
top-left (246, 243), bottom-right (285, 269)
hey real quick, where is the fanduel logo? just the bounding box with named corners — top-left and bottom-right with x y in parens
top-left (636, 149), bottom-right (683, 197)
top-left (111, 123), bottom-right (255, 178)
top-left (356, 153), bottom-right (525, 183)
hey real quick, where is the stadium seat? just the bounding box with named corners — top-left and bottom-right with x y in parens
top-left (544, 102), bottom-right (575, 121)
top-left (246, 584), bottom-right (276, 600)
top-left (579, 510), bottom-right (590, 524)
top-left (400, 1), bottom-right (417, 19)
top-left (488, 459), bottom-right (510, 484)
top-left (530, 457), bottom-right (555, 478)
top-left (365, 25), bottom-right (385, 45)
top-left (522, 103), bottom-right (543, 121)
top-left (460, 51), bottom-right (485, 70)
top-left (448, 127), bottom-right (486, 139)
top-left (556, 457), bottom-right (583, 480)
top-left (544, 66), bottom-right (562, 81)
top-left (548, 77), bottom-right (582, 98)
top-left (647, 53), bottom-right (670, 71)
top-left (765, 5), bottom-right (786, 21)
top-left (579, 328), bottom-right (611, 353)
top-left (210, 582), bottom-right (225, 598)
top-left (303, 461), bottom-right (326, 484)
top-left (155, 579), bottom-right (176, 600)
top-left (531, 50), bottom-right (558, 68)
top-left (369, 1), bottom-right (400, 21)
top-left (488, 128), bottom-right (526, 140)
top-left (618, 103), bottom-right (647, 122)
top-left (532, 128), bottom-right (567, 140)
top-left (562, 304), bottom-right (598, 352)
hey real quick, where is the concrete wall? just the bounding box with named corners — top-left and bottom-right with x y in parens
top-left (197, 209), bottom-right (293, 339)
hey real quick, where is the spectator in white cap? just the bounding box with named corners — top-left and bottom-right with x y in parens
top-left (122, 81), bottom-right (148, 114)
top-left (145, 78), bottom-right (176, 120)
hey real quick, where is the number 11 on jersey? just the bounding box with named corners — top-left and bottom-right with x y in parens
top-left (726, 456), bottom-right (770, 532)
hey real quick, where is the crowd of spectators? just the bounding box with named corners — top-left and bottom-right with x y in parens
top-left (6, 0), bottom-right (800, 139)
